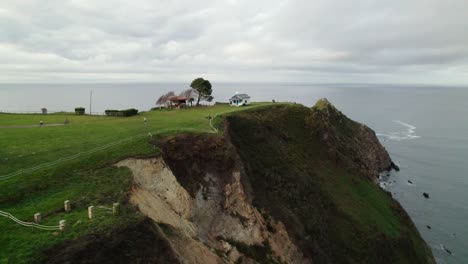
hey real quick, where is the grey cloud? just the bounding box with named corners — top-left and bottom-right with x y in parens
top-left (0, 0), bottom-right (467, 83)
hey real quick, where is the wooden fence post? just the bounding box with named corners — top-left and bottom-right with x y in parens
top-left (34, 213), bottom-right (41, 223)
top-left (64, 200), bottom-right (71, 212)
top-left (88, 206), bottom-right (94, 220)
top-left (59, 220), bottom-right (66, 231)
top-left (113, 203), bottom-right (120, 216)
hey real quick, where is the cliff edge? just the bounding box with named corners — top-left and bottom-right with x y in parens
top-left (48, 100), bottom-right (434, 264)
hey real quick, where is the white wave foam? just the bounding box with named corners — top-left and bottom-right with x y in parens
top-left (377, 120), bottom-right (421, 141)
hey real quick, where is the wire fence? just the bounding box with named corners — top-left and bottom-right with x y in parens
top-left (0, 113), bottom-right (221, 231)
top-left (0, 110), bottom-right (107, 116)
top-left (0, 135), bottom-right (143, 181)
top-left (0, 210), bottom-right (60, 231)
top-left (0, 127), bottom-right (215, 181)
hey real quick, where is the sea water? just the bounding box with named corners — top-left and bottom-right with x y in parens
top-left (0, 83), bottom-right (467, 263)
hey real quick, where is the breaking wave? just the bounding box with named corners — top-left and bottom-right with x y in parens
top-left (377, 120), bottom-right (421, 141)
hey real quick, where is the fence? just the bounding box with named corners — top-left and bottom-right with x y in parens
top-left (0, 134), bottom-right (143, 181)
top-left (0, 127), bottom-right (216, 181)
top-left (0, 114), bottom-right (221, 231)
top-left (0, 210), bottom-right (60, 231)
top-left (0, 110), bottom-right (107, 116)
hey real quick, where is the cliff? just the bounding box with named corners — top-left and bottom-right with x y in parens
top-left (47, 100), bottom-right (434, 263)
top-left (225, 101), bottom-right (433, 263)
top-left (309, 99), bottom-right (399, 179)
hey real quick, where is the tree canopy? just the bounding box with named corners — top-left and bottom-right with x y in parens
top-left (156, 91), bottom-right (175, 107)
top-left (179, 89), bottom-right (198, 106)
top-left (190, 77), bottom-right (213, 106)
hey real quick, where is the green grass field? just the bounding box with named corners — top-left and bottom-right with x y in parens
top-left (0, 103), bottom-right (272, 263)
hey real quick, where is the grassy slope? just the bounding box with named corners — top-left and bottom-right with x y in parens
top-left (0, 103), bottom-right (272, 263)
top-left (227, 104), bottom-right (435, 264)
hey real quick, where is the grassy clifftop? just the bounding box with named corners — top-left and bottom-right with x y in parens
top-left (0, 103), bottom-right (271, 263)
top-left (227, 101), bottom-right (435, 263)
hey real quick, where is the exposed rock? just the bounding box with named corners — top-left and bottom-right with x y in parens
top-left (441, 245), bottom-right (452, 255)
top-left (116, 158), bottom-right (197, 237)
top-left (117, 153), bottom-right (309, 264)
top-left (227, 246), bottom-right (242, 262)
top-left (391, 162), bottom-right (400, 171)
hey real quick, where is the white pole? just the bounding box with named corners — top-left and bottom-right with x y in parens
top-left (89, 90), bottom-right (93, 115)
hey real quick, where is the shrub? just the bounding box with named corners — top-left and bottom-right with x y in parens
top-left (75, 107), bottom-right (85, 115)
top-left (105, 108), bottom-right (138, 117)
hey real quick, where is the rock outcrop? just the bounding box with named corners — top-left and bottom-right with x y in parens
top-left (310, 98), bottom-right (399, 179)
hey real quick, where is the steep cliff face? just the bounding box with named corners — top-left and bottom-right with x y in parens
top-left (117, 136), bottom-right (309, 264)
top-left (52, 100), bottom-right (434, 263)
top-left (309, 98), bottom-right (398, 179)
top-left (225, 101), bottom-right (434, 264)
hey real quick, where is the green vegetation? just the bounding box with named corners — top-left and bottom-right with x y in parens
top-left (104, 108), bottom-right (139, 117)
top-left (227, 104), bottom-right (435, 264)
top-left (190, 77), bottom-right (213, 105)
top-left (74, 107), bottom-right (85, 115)
top-left (0, 103), bottom-right (271, 263)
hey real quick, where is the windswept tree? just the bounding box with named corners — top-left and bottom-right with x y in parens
top-left (156, 91), bottom-right (175, 107)
top-left (190, 78), bottom-right (213, 106)
top-left (179, 88), bottom-right (198, 106)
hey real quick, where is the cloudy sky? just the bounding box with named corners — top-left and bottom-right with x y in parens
top-left (0, 0), bottom-right (467, 84)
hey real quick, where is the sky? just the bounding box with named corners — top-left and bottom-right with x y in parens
top-left (0, 0), bottom-right (467, 84)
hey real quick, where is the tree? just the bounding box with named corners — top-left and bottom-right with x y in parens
top-left (179, 89), bottom-right (198, 106)
top-left (156, 91), bottom-right (175, 108)
top-left (190, 77), bottom-right (213, 106)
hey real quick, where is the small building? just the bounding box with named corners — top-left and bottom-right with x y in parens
top-left (169, 96), bottom-right (188, 109)
top-left (229, 94), bottom-right (251, 106)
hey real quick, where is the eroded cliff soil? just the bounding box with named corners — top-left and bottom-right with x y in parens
top-left (116, 135), bottom-right (309, 264)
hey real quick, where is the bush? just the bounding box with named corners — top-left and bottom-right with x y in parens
top-left (75, 107), bottom-right (85, 115)
top-left (105, 108), bottom-right (139, 117)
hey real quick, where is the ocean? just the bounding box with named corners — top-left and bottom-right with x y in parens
top-left (0, 83), bottom-right (467, 263)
